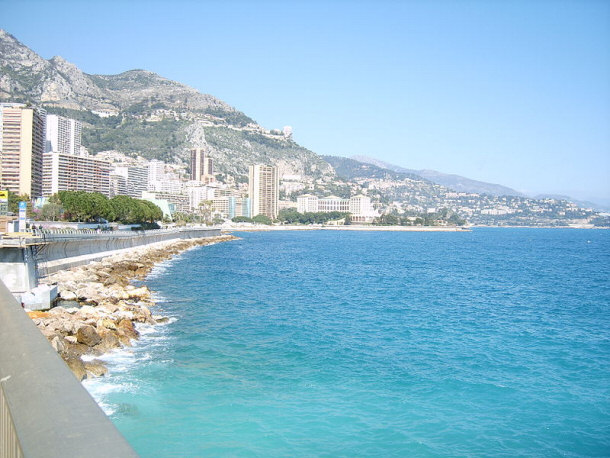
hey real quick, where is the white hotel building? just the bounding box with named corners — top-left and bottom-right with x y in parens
top-left (297, 194), bottom-right (378, 223)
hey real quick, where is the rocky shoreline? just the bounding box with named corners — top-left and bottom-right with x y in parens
top-left (28, 234), bottom-right (237, 381)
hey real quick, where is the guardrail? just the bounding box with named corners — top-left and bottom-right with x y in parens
top-left (0, 279), bottom-right (138, 457)
top-left (31, 226), bottom-right (217, 239)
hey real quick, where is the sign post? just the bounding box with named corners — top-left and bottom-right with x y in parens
top-left (0, 190), bottom-right (7, 216)
top-left (18, 201), bottom-right (27, 232)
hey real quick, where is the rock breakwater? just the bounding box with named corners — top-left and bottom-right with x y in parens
top-left (29, 234), bottom-right (237, 380)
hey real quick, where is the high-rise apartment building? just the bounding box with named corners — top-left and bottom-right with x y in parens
top-left (228, 196), bottom-right (250, 219)
top-left (112, 166), bottom-right (148, 198)
top-left (45, 114), bottom-right (82, 155)
top-left (190, 148), bottom-right (214, 183)
top-left (42, 152), bottom-right (111, 197)
top-left (248, 164), bottom-right (279, 219)
top-left (0, 103), bottom-right (46, 198)
top-left (110, 174), bottom-right (128, 197)
top-left (148, 159), bottom-right (166, 185)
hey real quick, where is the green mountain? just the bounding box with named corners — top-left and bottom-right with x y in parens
top-left (0, 29), bottom-right (332, 178)
top-left (323, 155), bottom-right (423, 182)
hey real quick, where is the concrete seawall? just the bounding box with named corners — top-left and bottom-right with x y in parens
top-left (40, 228), bottom-right (221, 271)
top-left (0, 227), bottom-right (221, 295)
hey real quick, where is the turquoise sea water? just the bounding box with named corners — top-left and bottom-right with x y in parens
top-left (84, 228), bottom-right (610, 456)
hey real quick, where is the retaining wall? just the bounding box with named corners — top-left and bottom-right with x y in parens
top-left (1, 227), bottom-right (222, 293)
top-left (40, 228), bottom-right (220, 263)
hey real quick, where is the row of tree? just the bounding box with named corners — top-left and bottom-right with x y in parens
top-left (54, 191), bottom-right (163, 224)
top-left (373, 208), bottom-right (467, 226)
top-left (232, 208), bottom-right (467, 227)
top-left (232, 215), bottom-right (274, 225)
top-left (5, 190), bottom-right (163, 225)
top-left (277, 209), bottom-right (350, 224)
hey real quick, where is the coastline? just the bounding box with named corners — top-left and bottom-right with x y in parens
top-left (29, 234), bottom-right (237, 380)
top-left (225, 224), bottom-right (471, 232)
top-left (225, 224), bottom-right (608, 232)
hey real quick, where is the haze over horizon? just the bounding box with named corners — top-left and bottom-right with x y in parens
top-left (1, 0), bottom-right (608, 205)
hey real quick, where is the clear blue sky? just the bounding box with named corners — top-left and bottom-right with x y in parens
top-left (1, 0), bottom-right (609, 203)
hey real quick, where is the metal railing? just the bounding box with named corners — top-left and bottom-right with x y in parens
top-left (0, 279), bottom-right (138, 457)
top-left (30, 226), bottom-right (219, 239)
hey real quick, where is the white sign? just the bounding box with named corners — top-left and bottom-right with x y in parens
top-left (18, 201), bottom-right (27, 232)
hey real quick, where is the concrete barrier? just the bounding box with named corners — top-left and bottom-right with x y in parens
top-left (0, 279), bottom-right (138, 457)
top-left (0, 227), bottom-right (222, 293)
top-left (40, 228), bottom-right (221, 263)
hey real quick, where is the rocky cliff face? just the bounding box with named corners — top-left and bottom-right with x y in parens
top-left (1, 30), bottom-right (109, 110)
top-left (0, 29), bottom-right (332, 178)
top-left (0, 29), bottom-right (233, 114)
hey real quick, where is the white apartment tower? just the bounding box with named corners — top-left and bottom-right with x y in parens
top-left (0, 103), bottom-right (46, 198)
top-left (112, 166), bottom-right (148, 199)
top-left (248, 164), bottom-right (279, 219)
top-left (45, 114), bottom-right (82, 155)
top-left (148, 159), bottom-right (166, 184)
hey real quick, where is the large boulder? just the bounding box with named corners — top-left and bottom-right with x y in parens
top-left (132, 305), bottom-right (154, 324)
top-left (84, 360), bottom-right (108, 377)
top-left (59, 290), bottom-right (78, 301)
top-left (97, 318), bottom-right (117, 330)
top-left (50, 335), bottom-right (65, 353)
top-left (106, 285), bottom-right (130, 301)
top-left (76, 325), bottom-right (102, 347)
top-left (64, 356), bottom-right (87, 381)
top-left (127, 286), bottom-right (151, 301)
top-left (117, 319), bottom-right (139, 340)
top-left (96, 329), bottom-right (121, 353)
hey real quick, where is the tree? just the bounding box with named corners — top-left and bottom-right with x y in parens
top-left (278, 208), bottom-right (301, 224)
top-left (7, 191), bottom-right (30, 215)
top-left (232, 216), bottom-right (253, 223)
top-left (198, 200), bottom-right (213, 224)
top-left (57, 191), bottom-right (109, 222)
top-left (39, 202), bottom-right (62, 221)
top-left (252, 214), bottom-right (272, 225)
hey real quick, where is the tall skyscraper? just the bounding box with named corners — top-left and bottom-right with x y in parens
top-left (248, 164), bottom-right (279, 219)
top-left (45, 114), bottom-right (82, 155)
top-left (190, 148), bottom-right (214, 183)
top-left (0, 103), bottom-right (46, 198)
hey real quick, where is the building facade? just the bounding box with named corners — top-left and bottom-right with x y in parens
top-left (248, 164), bottom-right (279, 219)
top-left (296, 193), bottom-right (377, 223)
top-left (110, 174), bottom-right (128, 197)
top-left (45, 114), bottom-right (82, 155)
top-left (297, 194), bottom-right (319, 213)
top-left (112, 166), bottom-right (148, 198)
top-left (190, 148), bottom-right (214, 183)
top-left (147, 159), bottom-right (166, 185)
top-left (348, 195), bottom-right (377, 223)
top-left (319, 196), bottom-right (350, 213)
top-left (143, 191), bottom-right (190, 213)
top-left (0, 103), bottom-right (46, 198)
top-left (42, 152), bottom-right (111, 197)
